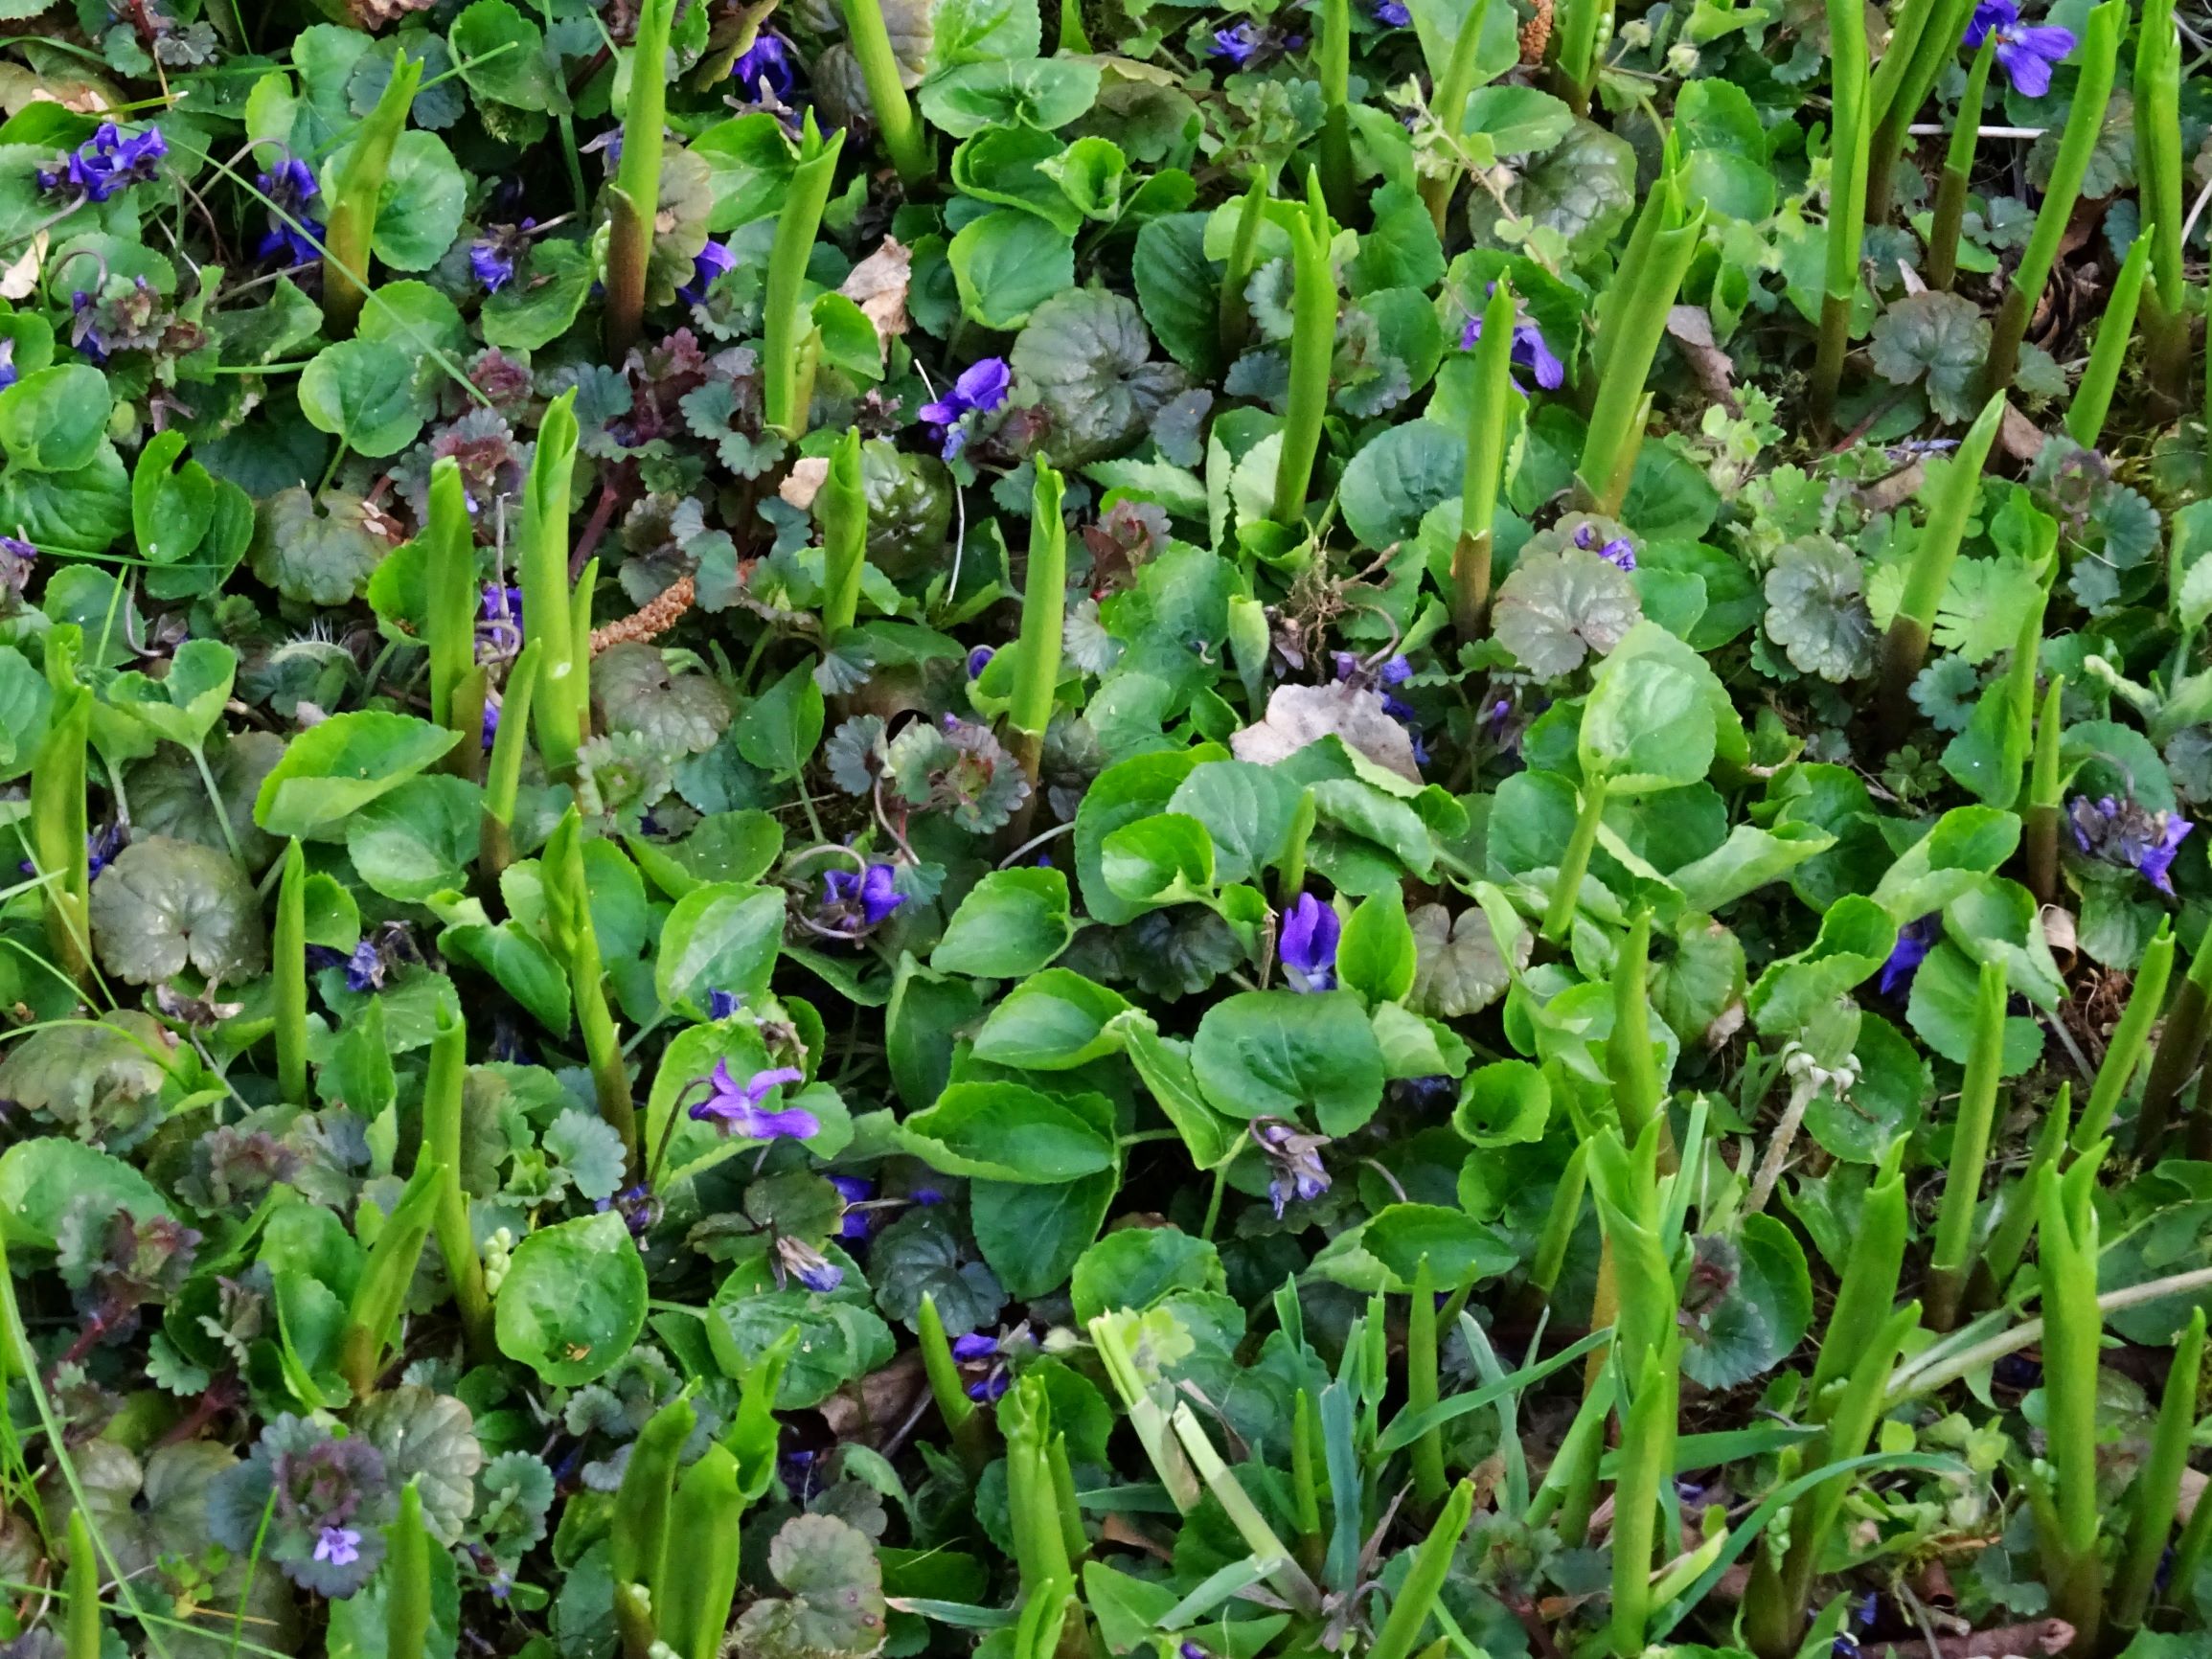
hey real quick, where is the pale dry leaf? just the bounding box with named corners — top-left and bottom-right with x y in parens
top-left (1667, 305), bottom-right (1738, 413)
top-left (0, 231), bottom-right (49, 302)
top-left (780, 456), bottom-right (831, 510)
top-left (1231, 681), bottom-right (1423, 783)
top-left (1998, 401), bottom-right (2045, 464)
top-left (840, 238), bottom-right (912, 355)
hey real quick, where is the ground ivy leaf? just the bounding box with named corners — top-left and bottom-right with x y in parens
top-left (1867, 291), bottom-right (1989, 422)
top-left (1763, 537), bottom-right (1876, 681)
top-left (89, 836), bottom-right (268, 987)
top-left (1492, 546), bottom-right (1644, 679)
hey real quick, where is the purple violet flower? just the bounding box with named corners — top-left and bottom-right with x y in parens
top-left (689, 1060), bottom-right (814, 1139)
top-left (775, 1234), bottom-right (844, 1292)
top-left (1880, 914), bottom-right (1939, 997)
top-left (1252, 1118), bottom-right (1331, 1217)
top-left (1460, 289), bottom-right (1565, 391)
top-left (707, 989), bottom-right (742, 1019)
top-left (313, 1527), bottom-right (361, 1567)
top-left (481, 693), bottom-right (501, 752)
top-left (255, 159), bottom-right (323, 266)
top-left (478, 584), bottom-right (523, 660)
top-left (1280, 892), bottom-right (1339, 992)
top-left (679, 239), bottom-right (737, 307)
top-left (1209, 21), bottom-right (1262, 61)
top-left (732, 32), bottom-right (798, 102)
top-left (967, 645), bottom-right (995, 678)
top-left (1373, 0), bottom-right (1410, 21)
top-left (469, 219), bottom-right (536, 293)
top-left (1965, 0), bottom-right (2076, 97)
top-left (828, 1173), bottom-right (875, 1239)
top-left (0, 532), bottom-right (31, 597)
top-left (824, 862), bottom-right (906, 926)
top-left (1573, 521), bottom-right (1636, 571)
top-left (41, 123), bottom-right (167, 203)
top-left (919, 357), bottom-right (1013, 461)
top-left (0, 339), bottom-right (18, 395)
top-left (69, 291), bottom-right (105, 364)
top-left (2070, 794), bottom-right (2195, 896)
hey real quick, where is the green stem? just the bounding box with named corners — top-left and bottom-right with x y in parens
top-left (1980, 0), bottom-right (2123, 399)
top-left (2064, 225), bottom-right (2153, 450)
top-left (657, 1446), bottom-right (746, 1659)
top-left (1877, 390), bottom-right (2005, 739)
top-left (386, 1483), bottom-right (431, 1659)
top-left (1578, 182), bottom-right (1700, 511)
top-left (339, 1156), bottom-right (443, 1397)
top-left (1552, 0), bottom-right (1602, 115)
top-left (32, 627), bottom-right (91, 989)
top-left (1926, 957), bottom-right (2006, 1332)
top-left (323, 52), bottom-right (423, 337)
top-left (1420, 0), bottom-right (1494, 231)
top-left (2073, 920), bottom-right (2173, 1153)
top-left (1541, 776), bottom-right (1608, 943)
top-left (1863, 0), bottom-right (1973, 229)
top-left (1315, 0), bottom-right (1355, 224)
top-left (1008, 459), bottom-right (1067, 795)
top-left (1528, 1139), bottom-right (1588, 1302)
top-left (520, 392), bottom-right (583, 780)
top-left (1977, 1081), bottom-right (2068, 1306)
top-left (482, 640), bottom-right (542, 880)
top-left (424, 456), bottom-right (476, 746)
top-left (1289, 1388), bottom-right (1325, 1575)
top-left (1927, 36), bottom-right (1993, 293)
top-left (841, 0), bottom-right (930, 188)
top-left (273, 839), bottom-right (308, 1103)
top-left (1272, 174), bottom-right (1336, 528)
top-left (1811, 0), bottom-right (1869, 431)
top-left (2110, 1305), bottom-right (2206, 1636)
top-left (819, 428), bottom-right (867, 644)
top-left (1608, 1346), bottom-right (1676, 1657)
top-left (613, 1392), bottom-right (696, 1659)
top-left (604, 0), bottom-right (674, 360)
top-left (2148, 941), bottom-right (2212, 1152)
top-left (764, 115), bottom-right (846, 440)
top-left (1813, 1136), bottom-right (1908, 1398)
top-left (1606, 909), bottom-right (1662, 1142)
top-left (2022, 673), bottom-right (2064, 905)
top-left (550, 808), bottom-right (638, 1174)
top-left (2034, 1150), bottom-right (2106, 1651)
top-left (919, 1292), bottom-right (989, 1473)
top-left (65, 1509), bottom-right (99, 1659)
top-left (1368, 1480), bottom-right (1474, 1659)
top-left (1406, 1257), bottom-right (1446, 1506)
top-left (1218, 168), bottom-right (1271, 361)
top-left (1454, 280), bottom-right (1516, 640)
top-left (2134, 0), bottom-right (2187, 406)
top-left (424, 1003), bottom-right (492, 1358)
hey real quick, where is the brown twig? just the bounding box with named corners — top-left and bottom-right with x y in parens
top-left (1864, 1620), bottom-right (2073, 1658)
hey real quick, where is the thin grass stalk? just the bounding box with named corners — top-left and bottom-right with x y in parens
top-left (1926, 957), bottom-right (2006, 1331)
top-left (603, 0), bottom-right (674, 359)
top-left (1419, 0), bottom-right (1494, 230)
top-left (1368, 1480), bottom-right (1473, 1659)
top-left (1607, 909), bottom-right (1663, 1143)
top-left (841, 0), bottom-right (930, 188)
top-left (2022, 673), bottom-right (2065, 905)
top-left (424, 457), bottom-right (476, 757)
top-left (423, 1003), bottom-right (492, 1357)
top-left (1219, 168), bottom-right (1271, 360)
top-left (2064, 227), bottom-right (2153, 449)
top-left (1272, 174), bottom-right (1335, 527)
top-left (548, 808), bottom-right (638, 1173)
top-left (2134, 0), bottom-right (2187, 405)
top-left (1453, 280), bottom-right (1516, 640)
top-left (1812, 0), bottom-right (1870, 431)
top-left (764, 115), bottom-right (846, 440)
top-left (2072, 920), bottom-right (2173, 1153)
top-left (481, 640), bottom-right (541, 879)
top-left (323, 53), bottom-right (422, 335)
top-left (920, 1292), bottom-right (990, 1473)
top-left (1877, 390), bottom-right (2005, 739)
top-left (2109, 1305), bottom-right (2206, 1637)
top-left (1406, 1256), bottom-right (1446, 1506)
top-left (1577, 185), bottom-right (1700, 514)
top-left (1980, 0), bottom-right (2123, 398)
top-left (65, 1510), bottom-right (98, 1659)
top-left (1927, 36), bottom-right (1993, 293)
top-left (1316, 0), bottom-right (1355, 222)
top-left (273, 839), bottom-right (308, 1104)
top-left (819, 427), bottom-right (868, 644)
top-left (2035, 1148), bottom-right (2107, 1652)
top-left (1978, 1081), bottom-right (2068, 1303)
top-left (1528, 1138), bottom-right (1589, 1307)
top-left (1290, 1388), bottom-right (1325, 1574)
top-left (1864, 0), bottom-right (1973, 229)
top-left (386, 1483), bottom-right (431, 1659)
top-left (32, 626), bottom-right (90, 989)
top-left (1541, 775), bottom-right (1608, 943)
top-left (520, 391), bottom-right (582, 780)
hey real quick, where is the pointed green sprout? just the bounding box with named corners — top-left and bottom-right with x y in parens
top-left (424, 1002), bottom-right (492, 1357)
top-left (339, 1155), bottom-right (444, 1396)
top-left (1542, 775), bottom-right (1608, 943)
top-left (1368, 1479), bottom-right (1473, 1659)
top-left (386, 1482), bottom-right (432, 1659)
top-left (1552, 0), bottom-right (1604, 115)
top-left (2033, 1148), bottom-right (2108, 1650)
top-left (1925, 34), bottom-right (1995, 292)
top-left (1818, 1135), bottom-right (1909, 1395)
top-left (520, 390), bottom-right (585, 780)
top-left (2065, 227), bottom-right (2153, 450)
top-left (424, 457), bottom-right (486, 781)
top-left (482, 639), bottom-right (542, 878)
top-left (323, 51), bottom-right (422, 335)
top-left (2141, 935), bottom-right (2212, 1152)
top-left (764, 113), bottom-right (847, 441)
top-left (839, 0), bottom-right (929, 189)
top-left (1982, 0), bottom-right (2124, 398)
top-left (1981, 1082), bottom-right (2068, 1307)
top-left (613, 1389), bottom-right (696, 1659)
top-left (1421, 0), bottom-right (1495, 229)
top-left (2022, 673), bottom-right (2065, 906)
top-left (1008, 460), bottom-right (1067, 797)
top-left (1273, 170), bottom-right (1337, 528)
top-left (273, 839), bottom-right (308, 1104)
top-left (1316, 0), bottom-right (1356, 221)
top-left (2073, 920), bottom-right (2173, 1154)
top-left (1608, 910), bottom-right (1663, 1143)
top-left (656, 1445), bottom-right (746, 1659)
top-left (1877, 390), bottom-right (2005, 738)
top-left (1578, 174), bottom-right (1702, 514)
top-left (604, 0), bottom-right (675, 360)
top-left (546, 807), bottom-right (638, 1172)
top-left (1528, 1138), bottom-right (1589, 1309)
top-left (1454, 278), bottom-right (1516, 640)
top-left (1090, 1307), bottom-right (1203, 1513)
top-left (2110, 1305), bottom-right (2206, 1637)
top-left (1926, 956), bottom-right (2006, 1331)
top-left (1863, 0), bottom-right (1974, 229)
top-left (1406, 1256), bottom-right (1446, 1505)
top-left (1220, 167), bottom-right (1273, 361)
top-left (65, 1508), bottom-right (100, 1659)
top-left (1289, 1388), bottom-right (1325, 1573)
top-left (819, 428), bottom-right (868, 646)
top-left (1003, 1375), bottom-right (1078, 1599)
top-left (919, 1291), bottom-right (989, 1473)
top-left (32, 625), bottom-right (91, 989)
top-left (1608, 1343), bottom-right (1677, 1657)
top-left (2134, 0), bottom-right (2187, 405)
top-left (1811, 0), bottom-right (1870, 431)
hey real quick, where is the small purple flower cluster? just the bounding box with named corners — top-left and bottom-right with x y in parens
top-left (920, 359), bottom-right (1012, 461)
top-left (2069, 794), bottom-right (2193, 895)
top-left (469, 219), bottom-right (536, 293)
top-left (1459, 288), bottom-right (1564, 391)
top-left (39, 123), bottom-right (167, 202)
top-left (256, 159), bottom-right (323, 266)
top-left (1573, 521), bottom-right (1635, 572)
top-left (823, 862), bottom-right (906, 928)
top-left (688, 1059), bottom-right (814, 1140)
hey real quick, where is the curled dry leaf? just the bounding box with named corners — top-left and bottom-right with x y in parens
top-left (1232, 681), bottom-right (1424, 784)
